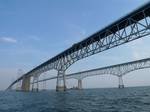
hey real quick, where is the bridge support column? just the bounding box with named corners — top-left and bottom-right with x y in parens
top-left (21, 76), bottom-right (31, 92)
top-left (56, 70), bottom-right (66, 91)
top-left (78, 79), bottom-right (82, 89)
top-left (118, 76), bottom-right (124, 89)
top-left (32, 75), bottom-right (39, 92)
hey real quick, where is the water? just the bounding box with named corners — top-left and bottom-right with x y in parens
top-left (1, 86), bottom-right (150, 112)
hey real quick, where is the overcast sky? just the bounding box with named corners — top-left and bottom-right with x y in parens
top-left (0, 0), bottom-right (150, 90)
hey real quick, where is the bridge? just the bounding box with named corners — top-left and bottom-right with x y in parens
top-left (31, 57), bottom-right (150, 90)
top-left (7, 2), bottom-right (150, 91)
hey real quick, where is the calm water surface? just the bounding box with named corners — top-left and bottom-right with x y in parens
top-left (1, 87), bottom-right (150, 112)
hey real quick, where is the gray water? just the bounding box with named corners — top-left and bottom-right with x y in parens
top-left (1, 87), bottom-right (150, 112)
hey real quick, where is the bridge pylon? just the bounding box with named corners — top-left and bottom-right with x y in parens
top-left (56, 70), bottom-right (66, 91)
top-left (118, 75), bottom-right (124, 88)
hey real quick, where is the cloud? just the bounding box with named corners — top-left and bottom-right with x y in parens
top-left (0, 37), bottom-right (17, 43)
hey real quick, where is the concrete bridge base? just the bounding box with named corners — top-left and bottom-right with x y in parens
top-left (21, 76), bottom-right (31, 92)
top-left (56, 86), bottom-right (66, 91)
top-left (56, 70), bottom-right (66, 92)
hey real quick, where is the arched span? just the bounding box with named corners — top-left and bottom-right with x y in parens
top-left (67, 72), bottom-right (118, 80)
top-left (31, 57), bottom-right (150, 85)
top-left (121, 66), bottom-right (150, 76)
top-left (68, 58), bottom-right (150, 79)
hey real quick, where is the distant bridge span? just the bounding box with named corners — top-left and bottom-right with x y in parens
top-left (33, 57), bottom-right (150, 89)
top-left (8, 2), bottom-right (150, 91)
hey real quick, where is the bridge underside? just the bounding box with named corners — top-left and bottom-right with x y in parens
top-left (7, 2), bottom-right (150, 92)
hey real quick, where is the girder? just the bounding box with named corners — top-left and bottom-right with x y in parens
top-left (8, 2), bottom-right (150, 90)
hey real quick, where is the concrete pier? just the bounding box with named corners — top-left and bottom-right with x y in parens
top-left (56, 70), bottom-right (66, 91)
top-left (21, 76), bottom-right (31, 92)
top-left (118, 76), bottom-right (124, 89)
top-left (56, 85), bottom-right (66, 91)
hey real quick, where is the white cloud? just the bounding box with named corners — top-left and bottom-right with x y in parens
top-left (0, 37), bottom-right (17, 43)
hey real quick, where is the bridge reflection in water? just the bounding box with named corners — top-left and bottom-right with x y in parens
top-left (7, 2), bottom-right (150, 92)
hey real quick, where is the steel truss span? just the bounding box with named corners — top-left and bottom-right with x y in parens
top-left (8, 2), bottom-right (150, 91)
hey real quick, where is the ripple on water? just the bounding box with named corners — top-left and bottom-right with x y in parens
top-left (1, 86), bottom-right (150, 112)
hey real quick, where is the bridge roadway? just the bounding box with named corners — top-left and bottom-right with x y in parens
top-left (8, 2), bottom-right (150, 91)
top-left (32, 57), bottom-right (150, 90)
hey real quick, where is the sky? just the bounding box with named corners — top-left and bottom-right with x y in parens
top-left (0, 0), bottom-right (150, 90)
